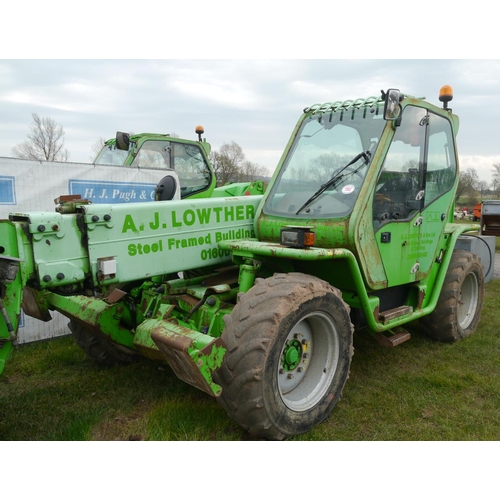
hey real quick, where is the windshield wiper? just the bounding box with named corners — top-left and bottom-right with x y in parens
top-left (295, 150), bottom-right (371, 215)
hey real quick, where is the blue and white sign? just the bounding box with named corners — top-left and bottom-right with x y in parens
top-left (0, 176), bottom-right (16, 204)
top-left (69, 179), bottom-right (157, 204)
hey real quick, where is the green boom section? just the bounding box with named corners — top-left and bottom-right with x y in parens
top-left (0, 195), bottom-right (263, 379)
top-left (11, 195), bottom-right (262, 289)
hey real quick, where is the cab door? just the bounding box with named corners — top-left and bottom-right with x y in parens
top-left (371, 105), bottom-right (457, 287)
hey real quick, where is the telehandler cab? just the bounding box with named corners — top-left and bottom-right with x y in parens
top-left (94, 126), bottom-right (265, 200)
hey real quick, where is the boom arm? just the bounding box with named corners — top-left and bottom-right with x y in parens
top-left (0, 195), bottom-right (262, 378)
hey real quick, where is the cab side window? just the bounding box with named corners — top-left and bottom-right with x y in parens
top-left (373, 106), bottom-right (426, 227)
top-left (424, 114), bottom-right (456, 206)
top-left (131, 141), bottom-right (212, 196)
top-left (172, 143), bottom-right (211, 196)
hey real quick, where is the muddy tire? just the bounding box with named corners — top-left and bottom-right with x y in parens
top-left (420, 250), bottom-right (484, 342)
top-left (69, 320), bottom-right (137, 366)
top-left (214, 273), bottom-right (354, 440)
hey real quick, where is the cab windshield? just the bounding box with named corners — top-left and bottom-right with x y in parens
top-left (264, 106), bottom-right (387, 218)
top-left (94, 143), bottom-right (130, 166)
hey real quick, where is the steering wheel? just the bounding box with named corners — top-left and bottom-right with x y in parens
top-left (334, 164), bottom-right (365, 180)
top-left (328, 165), bottom-right (366, 197)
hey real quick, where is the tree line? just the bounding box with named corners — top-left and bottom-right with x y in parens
top-left (456, 165), bottom-right (500, 206)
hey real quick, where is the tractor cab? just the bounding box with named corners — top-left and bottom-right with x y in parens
top-left (94, 128), bottom-right (216, 199)
top-left (256, 87), bottom-right (460, 294)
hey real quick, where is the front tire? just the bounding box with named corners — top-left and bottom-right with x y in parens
top-left (420, 250), bottom-right (484, 342)
top-left (69, 320), bottom-right (137, 366)
top-left (214, 273), bottom-right (354, 440)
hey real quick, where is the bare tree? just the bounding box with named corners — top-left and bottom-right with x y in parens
top-left (12, 113), bottom-right (69, 162)
top-left (239, 160), bottom-right (268, 183)
top-left (476, 180), bottom-right (489, 198)
top-left (210, 141), bottom-right (245, 186)
top-left (309, 152), bottom-right (346, 182)
top-left (209, 141), bottom-right (268, 186)
top-left (492, 163), bottom-right (500, 195)
top-left (455, 167), bottom-right (478, 203)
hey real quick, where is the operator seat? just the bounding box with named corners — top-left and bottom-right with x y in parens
top-left (373, 170), bottom-right (419, 224)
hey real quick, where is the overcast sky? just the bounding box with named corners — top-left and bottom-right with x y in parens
top-left (1, 0), bottom-right (498, 184)
top-left (1, 59), bottom-right (498, 182)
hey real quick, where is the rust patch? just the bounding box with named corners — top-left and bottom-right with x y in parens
top-left (200, 337), bottom-right (225, 356)
top-left (21, 287), bottom-right (51, 321)
top-left (417, 288), bottom-right (425, 310)
top-left (178, 294), bottom-right (199, 307)
top-left (378, 305), bottom-right (413, 324)
top-left (151, 329), bottom-right (193, 352)
top-left (106, 288), bottom-right (127, 304)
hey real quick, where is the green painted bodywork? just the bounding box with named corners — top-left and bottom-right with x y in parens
top-left (0, 90), bottom-right (480, 397)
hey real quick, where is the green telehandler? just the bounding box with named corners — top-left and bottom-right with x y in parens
top-left (0, 86), bottom-right (486, 439)
top-left (94, 126), bottom-right (265, 200)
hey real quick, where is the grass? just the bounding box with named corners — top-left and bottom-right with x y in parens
top-left (2, 279), bottom-right (500, 441)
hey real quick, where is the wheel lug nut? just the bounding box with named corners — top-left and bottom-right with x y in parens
top-left (287, 373), bottom-right (294, 379)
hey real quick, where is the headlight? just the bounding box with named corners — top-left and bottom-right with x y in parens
top-left (280, 226), bottom-right (316, 248)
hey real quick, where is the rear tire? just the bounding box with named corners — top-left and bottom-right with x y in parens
top-left (69, 320), bottom-right (137, 366)
top-left (420, 250), bottom-right (484, 342)
top-left (214, 273), bottom-right (354, 440)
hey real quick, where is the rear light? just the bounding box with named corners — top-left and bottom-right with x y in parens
top-left (280, 226), bottom-right (316, 248)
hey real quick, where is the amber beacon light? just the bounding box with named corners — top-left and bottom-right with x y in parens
top-left (439, 85), bottom-right (453, 109)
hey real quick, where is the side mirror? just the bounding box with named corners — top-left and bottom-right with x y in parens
top-left (115, 131), bottom-right (130, 151)
top-left (383, 89), bottom-right (402, 121)
top-left (155, 174), bottom-right (178, 201)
